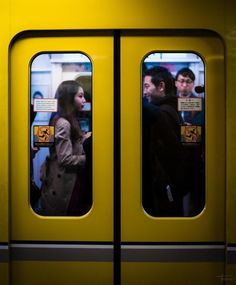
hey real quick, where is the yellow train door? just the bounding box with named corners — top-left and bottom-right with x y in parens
top-left (10, 33), bottom-right (114, 285)
top-left (10, 31), bottom-right (226, 285)
top-left (121, 31), bottom-right (225, 285)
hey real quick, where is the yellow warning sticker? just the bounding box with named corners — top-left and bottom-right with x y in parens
top-left (181, 125), bottom-right (201, 143)
top-left (33, 126), bottom-right (55, 147)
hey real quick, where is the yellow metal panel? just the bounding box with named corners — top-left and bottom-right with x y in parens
top-left (0, 263), bottom-right (9, 285)
top-left (8, 0), bottom-right (224, 32)
top-left (0, 4), bottom-right (10, 285)
top-left (11, 261), bottom-right (112, 285)
top-left (121, 263), bottom-right (224, 285)
top-left (121, 33), bottom-right (225, 242)
top-left (10, 35), bottom-right (113, 241)
top-left (226, 264), bottom-right (236, 284)
top-left (225, 1), bottom-right (236, 281)
top-left (225, 0), bottom-right (236, 244)
top-left (0, 5), bottom-right (10, 242)
top-left (0, 42), bottom-right (9, 243)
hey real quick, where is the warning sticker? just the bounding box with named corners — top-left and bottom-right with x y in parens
top-left (178, 97), bottom-right (202, 112)
top-left (181, 125), bottom-right (202, 143)
top-left (33, 126), bottom-right (55, 147)
top-left (33, 98), bottom-right (58, 112)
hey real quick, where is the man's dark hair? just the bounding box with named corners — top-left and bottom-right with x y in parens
top-left (175, 67), bottom-right (195, 81)
top-left (144, 66), bottom-right (175, 96)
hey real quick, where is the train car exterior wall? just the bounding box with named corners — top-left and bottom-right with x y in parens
top-left (0, 0), bottom-right (236, 284)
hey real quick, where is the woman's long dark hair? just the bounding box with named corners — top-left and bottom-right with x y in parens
top-left (50, 80), bottom-right (83, 143)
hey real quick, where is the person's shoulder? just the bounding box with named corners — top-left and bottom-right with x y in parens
top-left (190, 93), bottom-right (200, 98)
top-left (160, 95), bottom-right (177, 110)
top-left (55, 117), bottom-right (71, 129)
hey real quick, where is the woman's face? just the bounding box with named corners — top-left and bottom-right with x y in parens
top-left (74, 86), bottom-right (86, 111)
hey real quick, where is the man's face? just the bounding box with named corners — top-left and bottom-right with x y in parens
top-left (175, 74), bottom-right (194, 97)
top-left (143, 75), bottom-right (161, 102)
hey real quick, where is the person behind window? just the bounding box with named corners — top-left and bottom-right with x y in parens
top-left (175, 67), bottom-right (204, 125)
top-left (175, 67), bottom-right (205, 216)
top-left (30, 104), bottom-right (41, 207)
top-left (38, 80), bottom-right (91, 216)
top-left (142, 66), bottom-right (188, 217)
top-left (33, 91), bottom-right (44, 99)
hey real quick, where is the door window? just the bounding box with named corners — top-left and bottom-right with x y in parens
top-left (30, 52), bottom-right (92, 216)
top-left (142, 52), bottom-right (205, 217)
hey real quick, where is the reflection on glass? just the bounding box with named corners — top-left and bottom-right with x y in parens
top-left (30, 53), bottom-right (92, 216)
top-left (142, 52), bottom-right (205, 217)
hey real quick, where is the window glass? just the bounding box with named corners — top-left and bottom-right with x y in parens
top-left (30, 53), bottom-right (92, 216)
top-left (142, 52), bottom-right (205, 217)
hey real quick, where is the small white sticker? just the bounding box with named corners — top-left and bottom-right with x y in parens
top-left (178, 97), bottom-right (202, 112)
top-left (33, 99), bottom-right (58, 112)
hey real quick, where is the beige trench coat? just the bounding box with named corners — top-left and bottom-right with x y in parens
top-left (40, 117), bottom-right (85, 216)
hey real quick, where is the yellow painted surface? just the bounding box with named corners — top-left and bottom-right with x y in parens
top-left (225, 0), bottom-right (236, 280)
top-left (7, 0), bottom-right (224, 32)
top-left (0, 44), bottom-right (9, 242)
top-left (226, 264), bottom-right (236, 284)
top-left (11, 261), bottom-right (112, 285)
top-left (10, 35), bottom-right (113, 241)
top-left (225, 0), bottom-right (236, 244)
top-left (121, 262), bottom-right (225, 285)
top-left (0, 263), bottom-right (9, 285)
top-left (121, 33), bottom-right (225, 242)
top-left (0, 2), bottom-right (9, 243)
top-left (0, 0), bottom-right (235, 284)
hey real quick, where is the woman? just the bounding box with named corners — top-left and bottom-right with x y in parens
top-left (39, 80), bottom-right (90, 216)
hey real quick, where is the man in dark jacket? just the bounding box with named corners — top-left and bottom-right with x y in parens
top-left (142, 66), bottom-right (187, 217)
top-left (175, 67), bottom-right (204, 125)
top-left (175, 67), bottom-right (205, 215)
